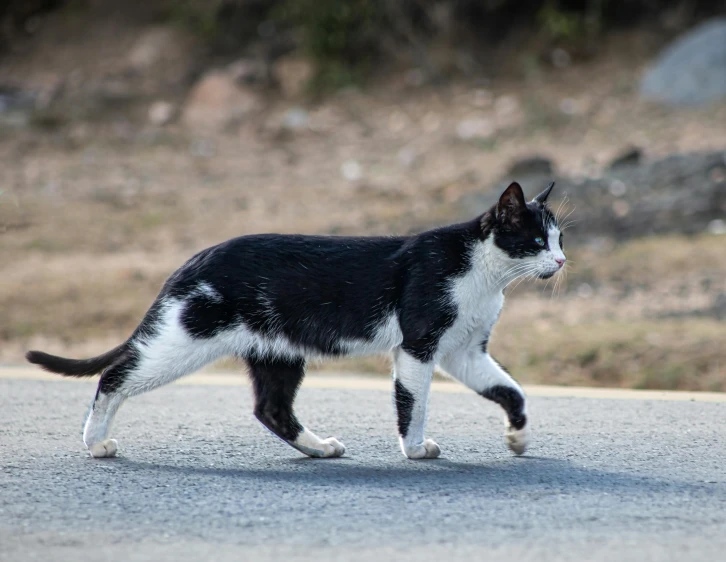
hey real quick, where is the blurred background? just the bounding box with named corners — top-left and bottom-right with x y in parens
top-left (1, 0), bottom-right (725, 390)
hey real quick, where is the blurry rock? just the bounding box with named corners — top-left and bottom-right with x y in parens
top-left (273, 55), bottom-right (314, 98)
top-left (608, 147), bottom-right (643, 171)
top-left (494, 95), bottom-right (524, 129)
top-left (128, 27), bottom-right (182, 71)
top-left (124, 26), bottom-right (199, 98)
top-left (456, 117), bottom-right (494, 140)
top-left (551, 48), bottom-right (572, 69)
top-left (506, 156), bottom-right (554, 178)
top-left (708, 219), bottom-right (726, 235)
top-left (281, 107), bottom-right (309, 130)
top-left (404, 68), bottom-right (425, 88)
top-left (640, 18), bottom-right (726, 106)
top-left (456, 150), bottom-right (726, 244)
top-left (559, 97), bottom-right (589, 116)
top-left (341, 160), bottom-right (363, 182)
top-left (228, 58), bottom-right (269, 86)
top-left (34, 73), bottom-right (64, 110)
top-left (148, 101), bottom-right (175, 126)
top-left (472, 89), bottom-right (493, 108)
top-left (181, 71), bottom-right (261, 131)
top-left (397, 146), bottom-right (418, 169)
top-left (608, 179), bottom-right (627, 197)
top-left (190, 138), bottom-right (216, 158)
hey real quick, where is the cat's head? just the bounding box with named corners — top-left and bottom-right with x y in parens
top-left (488, 181), bottom-right (566, 280)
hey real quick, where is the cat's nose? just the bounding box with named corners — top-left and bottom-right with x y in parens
top-left (555, 257), bottom-right (566, 267)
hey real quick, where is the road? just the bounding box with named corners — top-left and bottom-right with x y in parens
top-left (1, 369), bottom-right (725, 561)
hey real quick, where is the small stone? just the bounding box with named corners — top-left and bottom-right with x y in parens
top-left (128, 27), bottom-right (181, 71)
top-left (227, 58), bottom-right (267, 86)
top-left (388, 111), bottom-right (409, 133)
top-left (341, 160), bottom-right (363, 182)
top-left (608, 180), bottom-right (627, 197)
top-left (181, 70), bottom-right (261, 131)
top-left (190, 138), bottom-right (216, 158)
top-left (273, 55), bottom-right (314, 99)
top-left (612, 200), bottom-right (630, 217)
top-left (710, 166), bottom-right (726, 183)
top-left (404, 68), bottom-right (425, 87)
top-left (281, 107), bottom-right (309, 130)
top-left (494, 95), bottom-right (523, 128)
top-left (551, 48), bottom-right (572, 68)
top-left (148, 101), bottom-right (175, 126)
top-left (472, 89), bottom-right (493, 107)
top-left (577, 283), bottom-right (594, 299)
top-left (708, 219), bottom-right (726, 235)
top-left (397, 146), bottom-right (418, 169)
top-left (559, 98), bottom-right (582, 116)
top-left (456, 117), bottom-right (494, 140)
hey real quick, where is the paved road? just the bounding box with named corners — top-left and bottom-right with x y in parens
top-left (1, 370), bottom-right (725, 561)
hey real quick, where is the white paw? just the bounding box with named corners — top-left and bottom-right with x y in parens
top-left (305, 437), bottom-right (346, 458)
top-left (505, 425), bottom-right (529, 455)
top-left (403, 438), bottom-right (441, 460)
top-left (322, 437), bottom-right (346, 458)
top-left (88, 439), bottom-right (118, 458)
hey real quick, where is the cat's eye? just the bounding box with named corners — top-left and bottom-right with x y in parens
top-left (559, 232), bottom-right (564, 249)
top-left (534, 237), bottom-right (546, 247)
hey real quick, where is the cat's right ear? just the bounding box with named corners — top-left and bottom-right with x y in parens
top-left (496, 182), bottom-right (527, 225)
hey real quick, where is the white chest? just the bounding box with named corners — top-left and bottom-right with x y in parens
top-left (435, 268), bottom-right (504, 359)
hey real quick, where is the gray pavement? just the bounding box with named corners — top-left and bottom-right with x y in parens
top-left (1, 376), bottom-right (725, 561)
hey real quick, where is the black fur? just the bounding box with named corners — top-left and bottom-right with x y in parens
top-left (248, 356), bottom-right (305, 443)
top-left (480, 338), bottom-right (489, 354)
top-left (481, 385), bottom-right (527, 430)
top-left (394, 380), bottom-right (415, 438)
top-left (25, 344), bottom-right (128, 377)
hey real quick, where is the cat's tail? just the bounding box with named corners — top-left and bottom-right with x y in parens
top-left (25, 343), bottom-right (129, 377)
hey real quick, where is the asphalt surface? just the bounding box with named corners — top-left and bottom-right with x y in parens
top-left (1, 372), bottom-right (725, 561)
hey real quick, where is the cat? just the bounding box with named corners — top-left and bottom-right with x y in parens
top-left (26, 180), bottom-right (566, 460)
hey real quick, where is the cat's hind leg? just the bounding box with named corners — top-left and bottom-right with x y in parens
top-left (83, 335), bottom-right (222, 458)
top-left (247, 356), bottom-right (345, 458)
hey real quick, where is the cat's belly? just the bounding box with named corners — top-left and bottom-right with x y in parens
top-left (337, 312), bottom-right (404, 357)
top-left (213, 310), bottom-right (404, 360)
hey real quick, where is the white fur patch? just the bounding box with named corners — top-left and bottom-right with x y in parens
top-left (292, 429), bottom-right (345, 458)
top-left (505, 425), bottom-right (530, 456)
top-left (400, 437), bottom-right (441, 459)
top-left (89, 439), bottom-right (118, 458)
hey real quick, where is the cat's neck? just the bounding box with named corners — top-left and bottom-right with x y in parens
top-left (471, 236), bottom-right (520, 293)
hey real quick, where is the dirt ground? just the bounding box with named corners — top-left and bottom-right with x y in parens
top-left (1, 19), bottom-right (725, 390)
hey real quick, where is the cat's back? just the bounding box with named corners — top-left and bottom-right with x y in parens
top-left (164, 232), bottom-right (408, 298)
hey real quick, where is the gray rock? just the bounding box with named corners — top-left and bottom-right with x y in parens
top-left (640, 18), bottom-right (726, 106)
top-left (455, 150), bottom-right (726, 244)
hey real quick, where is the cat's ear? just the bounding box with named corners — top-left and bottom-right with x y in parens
top-left (533, 181), bottom-right (555, 205)
top-left (496, 182), bottom-right (527, 224)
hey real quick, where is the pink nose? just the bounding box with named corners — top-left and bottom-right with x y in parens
top-left (555, 257), bottom-right (566, 267)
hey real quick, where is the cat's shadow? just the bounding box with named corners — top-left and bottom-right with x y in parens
top-left (113, 454), bottom-right (701, 497)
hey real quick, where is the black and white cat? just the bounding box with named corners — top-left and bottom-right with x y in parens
top-left (27, 181), bottom-right (566, 460)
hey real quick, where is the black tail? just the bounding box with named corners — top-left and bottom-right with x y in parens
top-left (25, 343), bottom-right (129, 377)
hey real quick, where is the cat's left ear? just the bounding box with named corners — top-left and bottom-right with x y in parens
top-left (496, 182), bottom-right (527, 225)
top-left (533, 181), bottom-right (555, 205)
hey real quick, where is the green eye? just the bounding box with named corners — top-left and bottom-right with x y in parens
top-left (535, 237), bottom-right (545, 247)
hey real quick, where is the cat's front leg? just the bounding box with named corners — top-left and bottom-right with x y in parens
top-left (439, 345), bottom-right (529, 455)
top-left (392, 349), bottom-right (440, 459)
